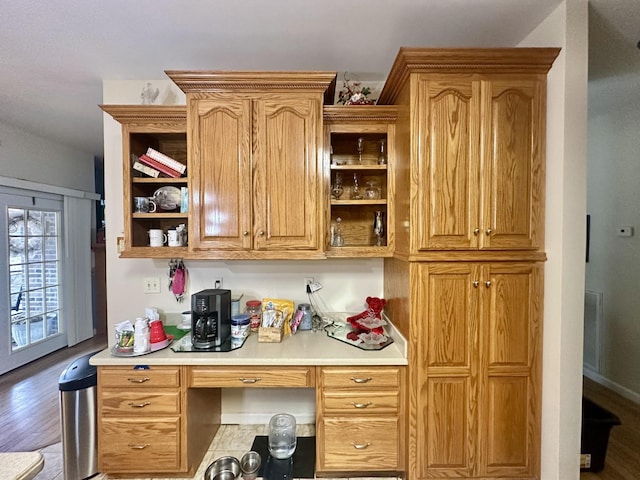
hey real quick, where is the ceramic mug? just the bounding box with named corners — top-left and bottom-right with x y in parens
top-left (148, 229), bottom-right (167, 247)
top-left (167, 229), bottom-right (182, 247)
top-left (134, 197), bottom-right (157, 213)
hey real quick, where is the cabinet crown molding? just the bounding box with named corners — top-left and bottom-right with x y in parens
top-left (165, 70), bottom-right (336, 92)
top-left (378, 47), bottom-right (561, 104)
top-left (100, 105), bottom-right (187, 124)
top-left (323, 105), bottom-right (399, 123)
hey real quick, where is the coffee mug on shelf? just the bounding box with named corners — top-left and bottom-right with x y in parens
top-left (148, 229), bottom-right (167, 247)
top-left (133, 196), bottom-right (157, 213)
top-left (167, 229), bottom-right (182, 247)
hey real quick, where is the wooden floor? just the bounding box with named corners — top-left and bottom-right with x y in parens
top-left (0, 334), bottom-right (106, 452)
top-left (581, 376), bottom-right (640, 480)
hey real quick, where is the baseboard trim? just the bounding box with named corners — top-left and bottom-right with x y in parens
top-left (583, 367), bottom-right (640, 405)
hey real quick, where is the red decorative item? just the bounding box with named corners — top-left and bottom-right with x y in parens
top-left (346, 296), bottom-right (387, 335)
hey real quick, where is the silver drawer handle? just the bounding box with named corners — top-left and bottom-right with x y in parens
top-left (127, 377), bottom-right (150, 383)
top-left (239, 378), bottom-right (262, 384)
top-left (349, 401), bottom-right (372, 409)
top-left (350, 442), bottom-right (371, 450)
top-left (350, 376), bottom-right (372, 384)
top-left (128, 401), bottom-right (151, 408)
top-left (128, 444), bottom-right (150, 450)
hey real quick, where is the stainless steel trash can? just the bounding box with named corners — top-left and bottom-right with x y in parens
top-left (59, 351), bottom-right (99, 480)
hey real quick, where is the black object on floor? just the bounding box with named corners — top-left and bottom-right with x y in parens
top-left (581, 397), bottom-right (621, 472)
top-left (250, 436), bottom-right (315, 479)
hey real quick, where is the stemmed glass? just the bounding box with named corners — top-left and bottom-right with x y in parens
top-left (331, 172), bottom-right (344, 200)
top-left (332, 217), bottom-right (345, 247)
top-left (351, 173), bottom-right (363, 200)
top-left (373, 211), bottom-right (384, 247)
top-left (356, 137), bottom-right (364, 164)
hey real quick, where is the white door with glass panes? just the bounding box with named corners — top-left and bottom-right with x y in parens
top-left (0, 191), bottom-right (67, 374)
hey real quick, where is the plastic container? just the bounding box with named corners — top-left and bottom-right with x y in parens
top-left (246, 300), bottom-right (262, 331)
top-left (581, 397), bottom-right (621, 472)
top-left (231, 313), bottom-right (251, 339)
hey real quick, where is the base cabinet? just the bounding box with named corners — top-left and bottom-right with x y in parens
top-left (316, 366), bottom-right (405, 474)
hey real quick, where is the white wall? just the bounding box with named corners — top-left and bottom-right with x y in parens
top-left (585, 73), bottom-right (640, 400)
top-left (519, 1), bottom-right (588, 479)
top-left (103, 80), bottom-right (385, 423)
top-left (0, 120), bottom-right (94, 193)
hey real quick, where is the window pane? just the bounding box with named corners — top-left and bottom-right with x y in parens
top-left (28, 289), bottom-right (44, 316)
top-left (29, 316), bottom-right (44, 342)
top-left (28, 263), bottom-right (44, 290)
top-left (8, 208), bottom-right (25, 235)
top-left (44, 237), bottom-right (58, 261)
top-left (27, 211), bottom-right (42, 235)
top-left (45, 261), bottom-right (59, 286)
top-left (9, 266), bottom-right (24, 293)
top-left (45, 286), bottom-right (59, 311)
top-left (46, 312), bottom-right (59, 336)
top-left (43, 212), bottom-right (57, 235)
top-left (27, 237), bottom-right (43, 262)
top-left (9, 238), bottom-right (26, 264)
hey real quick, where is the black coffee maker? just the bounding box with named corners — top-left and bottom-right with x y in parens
top-left (191, 289), bottom-right (231, 349)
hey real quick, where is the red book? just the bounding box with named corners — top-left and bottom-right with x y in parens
top-left (138, 154), bottom-right (182, 178)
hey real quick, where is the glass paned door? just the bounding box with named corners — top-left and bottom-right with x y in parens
top-left (9, 208), bottom-right (62, 350)
top-left (1, 191), bottom-right (67, 374)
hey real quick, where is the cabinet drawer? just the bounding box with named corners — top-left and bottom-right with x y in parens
top-left (320, 417), bottom-right (399, 471)
top-left (322, 391), bottom-right (399, 414)
top-left (99, 366), bottom-right (180, 388)
top-left (320, 367), bottom-right (400, 389)
top-left (190, 366), bottom-right (315, 388)
top-left (99, 417), bottom-right (181, 473)
top-left (100, 390), bottom-right (180, 415)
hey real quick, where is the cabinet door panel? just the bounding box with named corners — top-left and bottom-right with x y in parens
top-left (190, 97), bottom-right (252, 250)
top-left (254, 95), bottom-right (320, 250)
top-left (416, 77), bottom-right (480, 251)
top-left (482, 78), bottom-right (544, 250)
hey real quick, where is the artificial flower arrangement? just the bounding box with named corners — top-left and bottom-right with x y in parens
top-left (336, 73), bottom-right (376, 105)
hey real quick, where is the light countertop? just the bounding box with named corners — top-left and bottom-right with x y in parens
top-left (0, 452), bottom-right (44, 480)
top-left (90, 316), bottom-right (407, 367)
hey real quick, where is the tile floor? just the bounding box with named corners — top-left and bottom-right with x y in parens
top-left (35, 424), bottom-right (400, 480)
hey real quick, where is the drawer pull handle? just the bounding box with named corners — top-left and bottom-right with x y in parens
top-left (349, 402), bottom-right (372, 409)
top-left (239, 377), bottom-right (262, 384)
top-left (128, 401), bottom-right (151, 408)
top-left (350, 442), bottom-right (371, 450)
top-left (128, 443), bottom-right (150, 450)
top-left (350, 376), bottom-right (372, 384)
top-left (127, 377), bottom-right (151, 383)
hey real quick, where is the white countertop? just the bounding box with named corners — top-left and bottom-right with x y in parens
top-left (0, 452), bottom-right (44, 480)
top-left (90, 318), bottom-right (407, 367)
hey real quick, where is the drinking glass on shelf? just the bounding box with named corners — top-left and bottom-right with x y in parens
top-left (331, 172), bottom-right (344, 200)
top-left (351, 173), bottom-right (363, 200)
top-left (373, 211), bottom-right (385, 247)
top-left (356, 137), bottom-right (365, 164)
top-left (365, 181), bottom-right (380, 200)
top-left (332, 217), bottom-right (345, 247)
top-left (378, 139), bottom-right (387, 165)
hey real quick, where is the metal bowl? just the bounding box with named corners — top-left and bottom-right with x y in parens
top-left (204, 456), bottom-right (241, 480)
top-left (240, 451), bottom-right (261, 479)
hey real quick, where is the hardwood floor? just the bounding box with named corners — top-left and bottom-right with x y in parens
top-left (581, 376), bottom-right (640, 480)
top-left (0, 334), bottom-right (106, 453)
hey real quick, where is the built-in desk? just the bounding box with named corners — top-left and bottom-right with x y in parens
top-left (90, 322), bottom-right (407, 478)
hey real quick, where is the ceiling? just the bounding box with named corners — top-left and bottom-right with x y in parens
top-left (0, 1), bottom-right (637, 160)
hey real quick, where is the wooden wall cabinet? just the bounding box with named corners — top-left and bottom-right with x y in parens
top-left (379, 48), bottom-right (559, 480)
top-left (101, 106), bottom-right (188, 258)
top-left (166, 71), bottom-right (336, 259)
top-left (323, 106), bottom-right (397, 257)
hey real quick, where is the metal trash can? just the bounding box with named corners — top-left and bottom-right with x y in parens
top-left (59, 351), bottom-right (99, 480)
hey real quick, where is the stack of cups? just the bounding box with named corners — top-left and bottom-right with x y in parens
top-left (133, 317), bottom-right (150, 354)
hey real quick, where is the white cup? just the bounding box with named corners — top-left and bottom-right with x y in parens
top-left (148, 229), bottom-right (167, 247)
top-left (167, 229), bottom-right (181, 247)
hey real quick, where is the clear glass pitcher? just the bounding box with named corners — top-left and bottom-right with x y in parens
top-left (268, 413), bottom-right (296, 459)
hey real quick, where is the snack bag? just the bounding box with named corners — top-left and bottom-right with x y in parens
top-left (262, 298), bottom-right (295, 335)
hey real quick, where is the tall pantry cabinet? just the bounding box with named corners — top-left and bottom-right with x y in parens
top-left (379, 48), bottom-right (559, 480)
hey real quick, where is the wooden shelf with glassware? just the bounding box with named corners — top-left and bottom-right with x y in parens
top-left (323, 105), bottom-right (397, 257)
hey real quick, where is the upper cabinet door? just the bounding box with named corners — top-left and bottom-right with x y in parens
top-left (481, 78), bottom-right (545, 250)
top-left (189, 95), bottom-right (252, 251)
top-left (416, 77), bottom-right (481, 251)
top-left (253, 94), bottom-right (321, 251)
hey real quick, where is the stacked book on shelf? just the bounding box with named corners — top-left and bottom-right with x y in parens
top-left (132, 147), bottom-right (187, 178)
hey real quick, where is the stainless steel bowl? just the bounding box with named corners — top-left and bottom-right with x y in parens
top-left (204, 456), bottom-right (241, 480)
top-left (240, 451), bottom-right (261, 480)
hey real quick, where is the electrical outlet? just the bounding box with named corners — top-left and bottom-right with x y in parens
top-left (143, 277), bottom-right (161, 294)
top-left (304, 277), bottom-right (314, 292)
top-left (213, 277), bottom-right (223, 289)
top-left (580, 454), bottom-right (591, 469)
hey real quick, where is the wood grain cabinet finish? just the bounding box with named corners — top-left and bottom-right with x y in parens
top-left (189, 366), bottom-right (315, 388)
top-left (166, 71), bottom-right (336, 259)
top-left (316, 366), bottom-right (405, 474)
top-left (379, 48), bottom-right (559, 480)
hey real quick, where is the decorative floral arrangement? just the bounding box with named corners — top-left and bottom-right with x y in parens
top-left (336, 73), bottom-right (376, 105)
